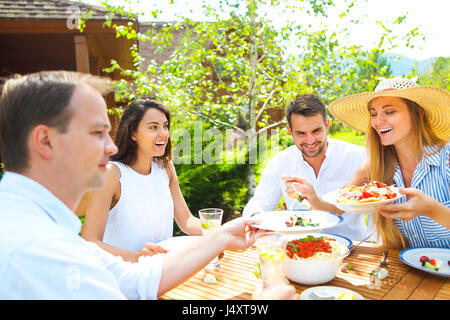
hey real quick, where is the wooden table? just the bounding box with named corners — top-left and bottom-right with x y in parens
top-left (160, 242), bottom-right (450, 300)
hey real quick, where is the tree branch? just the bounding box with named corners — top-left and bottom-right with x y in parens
top-left (186, 109), bottom-right (245, 134)
top-left (257, 119), bottom-right (287, 135)
top-left (256, 88), bottom-right (276, 122)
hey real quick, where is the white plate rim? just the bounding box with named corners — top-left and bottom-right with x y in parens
top-left (251, 210), bottom-right (343, 233)
top-left (322, 186), bottom-right (403, 214)
top-left (310, 232), bottom-right (354, 249)
top-left (399, 247), bottom-right (450, 277)
top-left (300, 285), bottom-right (365, 300)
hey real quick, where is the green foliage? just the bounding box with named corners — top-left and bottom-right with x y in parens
top-left (88, 0), bottom-right (412, 130)
top-left (329, 127), bottom-right (366, 147)
top-left (412, 56), bottom-right (450, 91)
top-left (175, 162), bottom-right (248, 221)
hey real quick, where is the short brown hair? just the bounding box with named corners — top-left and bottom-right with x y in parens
top-left (285, 94), bottom-right (326, 127)
top-left (0, 71), bottom-right (113, 172)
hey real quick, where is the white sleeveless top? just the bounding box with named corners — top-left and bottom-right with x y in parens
top-left (102, 160), bottom-right (174, 252)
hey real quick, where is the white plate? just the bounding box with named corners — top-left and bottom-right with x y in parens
top-left (156, 236), bottom-right (202, 252)
top-left (322, 187), bottom-right (402, 214)
top-left (399, 247), bottom-right (450, 277)
top-left (301, 286), bottom-right (365, 300)
top-left (251, 210), bottom-right (342, 233)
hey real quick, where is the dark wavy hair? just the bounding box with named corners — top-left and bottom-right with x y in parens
top-left (285, 93), bottom-right (327, 127)
top-left (111, 99), bottom-right (172, 167)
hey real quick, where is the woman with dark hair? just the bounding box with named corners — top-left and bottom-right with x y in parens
top-left (82, 99), bottom-right (202, 262)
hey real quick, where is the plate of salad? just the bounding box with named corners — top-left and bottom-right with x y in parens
top-left (322, 181), bottom-right (402, 214)
top-left (399, 247), bottom-right (450, 277)
top-left (250, 210), bottom-right (342, 233)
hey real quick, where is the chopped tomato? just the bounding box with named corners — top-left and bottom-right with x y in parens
top-left (375, 182), bottom-right (387, 188)
top-left (286, 237), bottom-right (333, 259)
top-left (362, 191), bottom-right (373, 198)
top-left (385, 192), bottom-right (397, 199)
top-left (419, 256), bottom-right (430, 263)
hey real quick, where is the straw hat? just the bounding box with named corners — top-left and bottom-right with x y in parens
top-left (328, 78), bottom-right (450, 140)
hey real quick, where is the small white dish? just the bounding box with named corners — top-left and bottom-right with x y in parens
top-left (301, 286), bottom-right (365, 300)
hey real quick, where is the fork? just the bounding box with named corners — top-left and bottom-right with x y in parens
top-left (288, 181), bottom-right (306, 211)
top-left (380, 250), bottom-right (388, 267)
top-left (349, 231), bottom-right (375, 252)
top-left (369, 250), bottom-right (389, 287)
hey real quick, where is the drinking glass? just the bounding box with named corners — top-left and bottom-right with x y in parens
top-left (255, 232), bottom-right (286, 288)
top-left (199, 208), bottom-right (223, 270)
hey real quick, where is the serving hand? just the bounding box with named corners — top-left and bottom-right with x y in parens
top-left (139, 242), bottom-right (169, 257)
top-left (281, 174), bottom-right (318, 205)
top-left (376, 187), bottom-right (440, 222)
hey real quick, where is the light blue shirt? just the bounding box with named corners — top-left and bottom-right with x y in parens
top-left (0, 172), bottom-right (163, 299)
top-left (393, 144), bottom-right (450, 248)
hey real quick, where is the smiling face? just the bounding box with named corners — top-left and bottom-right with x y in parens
top-left (53, 84), bottom-right (118, 190)
top-left (369, 96), bottom-right (415, 147)
top-left (132, 108), bottom-right (170, 159)
top-left (288, 113), bottom-right (329, 159)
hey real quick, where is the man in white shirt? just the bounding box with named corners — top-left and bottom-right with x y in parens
top-left (0, 71), bottom-right (297, 299)
top-left (243, 94), bottom-right (371, 240)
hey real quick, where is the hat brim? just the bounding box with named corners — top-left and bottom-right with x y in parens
top-left (328, 86), bottom-right (450, 141)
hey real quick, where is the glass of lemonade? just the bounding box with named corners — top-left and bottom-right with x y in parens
top-left (255, 232), bottom-right (286, 288)
top-left (199, 208), bottom-right (223, 270)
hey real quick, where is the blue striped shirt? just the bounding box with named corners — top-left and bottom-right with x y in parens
top-left (393, 143), bottom-right (450, 248)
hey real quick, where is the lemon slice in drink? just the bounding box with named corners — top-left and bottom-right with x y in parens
top-left (201, 222), bottom-right (220, 230)
top-left (259, 248), bottom-right (285, 263)
top-left (335, 291), bottom-right (355, 300)
top-left (201, 222), bottom-right (210, 230)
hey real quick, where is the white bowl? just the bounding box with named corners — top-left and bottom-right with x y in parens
top-left (284, 235), bottom-right (349, 285)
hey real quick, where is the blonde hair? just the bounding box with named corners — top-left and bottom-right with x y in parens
top-left (367, 97), bottom-right (447, 249)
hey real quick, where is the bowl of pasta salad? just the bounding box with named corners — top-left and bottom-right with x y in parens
top-left (284, 234), bottom-right (349, 285)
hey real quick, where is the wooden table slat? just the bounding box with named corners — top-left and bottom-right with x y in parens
top-left (407, 273), bottom-right (447, 300)
top-left (382, 269), bottom-right (425, 300)
top-left (433, 278), bottom-right (450, 300)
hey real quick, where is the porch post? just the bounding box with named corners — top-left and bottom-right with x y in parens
top-left (74, 35), bottom-right (89, 73)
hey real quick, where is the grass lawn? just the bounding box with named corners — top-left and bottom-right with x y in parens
top-left (330, 130), bottom-right (366, 147)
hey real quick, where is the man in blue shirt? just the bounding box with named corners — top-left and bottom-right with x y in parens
top-left (0, 71), bottom-right (297, 299)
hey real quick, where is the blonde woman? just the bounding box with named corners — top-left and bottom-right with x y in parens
top-left (285, 78), bottom-right (449, 249)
